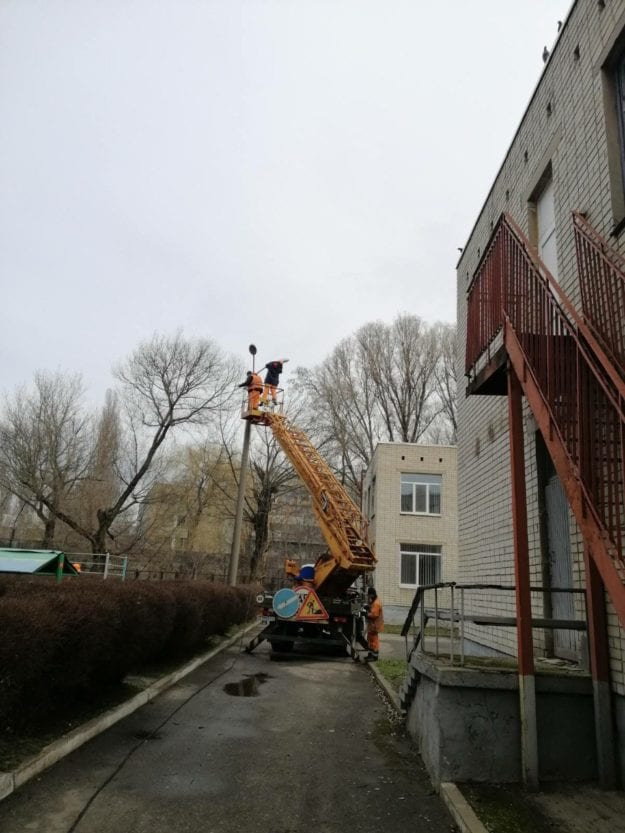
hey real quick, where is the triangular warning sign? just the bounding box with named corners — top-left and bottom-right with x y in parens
top-left (295, 588), bottom-right (328, 621)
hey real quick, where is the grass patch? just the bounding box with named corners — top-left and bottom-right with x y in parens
top-left (384, 623), bottom-right (459, 638)
top-left (382, 623), bottom-right (404, 635)
top-left (420, 652), bottom-right (519, 670)
top-left (462, 784), bottom-right (566, 833)
top-left (376, 658), bottom-right (408, 692)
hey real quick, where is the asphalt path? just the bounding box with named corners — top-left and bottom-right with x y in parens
top-left (0, 640), bottom-right (456, 833)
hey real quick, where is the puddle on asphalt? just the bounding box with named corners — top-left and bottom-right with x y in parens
top-left (223, 673), bottom-right (271, 697)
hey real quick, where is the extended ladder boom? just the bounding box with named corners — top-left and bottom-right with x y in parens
top-left (258, 411), bottom-right (376, 595)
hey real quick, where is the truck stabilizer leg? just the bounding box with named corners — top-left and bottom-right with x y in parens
top-left (244, 630), bottom-right (268, 654)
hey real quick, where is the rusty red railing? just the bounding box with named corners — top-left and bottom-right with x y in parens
top-left (573, 212), bottom-right (625, 378)
top-left (466, 213), bottom-right (625, 569)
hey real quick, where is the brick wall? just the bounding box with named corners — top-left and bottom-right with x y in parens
top-left (456, 0), bottom-right (625, 691)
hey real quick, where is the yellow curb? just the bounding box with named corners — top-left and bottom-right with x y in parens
top-left (367, 667), bottom-right (488, 833)
top-left (367, 662), bottom-right (404, 713)
top-left (440, 782), bottom-right (490, 833)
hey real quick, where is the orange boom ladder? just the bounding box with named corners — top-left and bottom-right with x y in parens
top-left (243, 402), bottom-right (376, 657)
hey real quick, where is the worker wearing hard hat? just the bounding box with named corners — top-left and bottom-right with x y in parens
top-left (238, 370), bottom-right (264, 411)
top-left (260, 358), bottom-right (289, 406)
top-left (365, 586), bottom-right (384, 661)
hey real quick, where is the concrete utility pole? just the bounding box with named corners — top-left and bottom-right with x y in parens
top-left (228, 344), bottom-right (257, 586)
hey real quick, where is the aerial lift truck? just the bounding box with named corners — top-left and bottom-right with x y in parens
top-left (241, 393), bottom-right (377, 658)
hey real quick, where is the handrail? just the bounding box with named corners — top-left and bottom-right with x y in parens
top-left (466, 213), bottom-right (625, 569)
top-left (467, 213), bottom-right (625, 401)
top-left (401, 581), bottom-right (588, 668)
top-left (573, 211), bottom-right (625, 378)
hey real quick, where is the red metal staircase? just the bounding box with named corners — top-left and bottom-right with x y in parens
top-left (465, 213), bottom-right (625, 627)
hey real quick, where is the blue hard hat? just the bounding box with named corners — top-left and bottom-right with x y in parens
top-left (298, 564), bottom-right (315, 581)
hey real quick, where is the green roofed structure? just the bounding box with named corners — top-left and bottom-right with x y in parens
top-left (0, 549), bottom-right (78, 576)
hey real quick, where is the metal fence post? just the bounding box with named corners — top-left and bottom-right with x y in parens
top-left (56, 552), bottom-right (65, 584)
top-left (460, 588), bottom-right (465, 666)
top-left (450, 585), bottom-right (455, 664)
top-left (103, 552), bottom-right (110, 580)
top-left (121, 557), bottom-right (128, 581)
top-left (434, 587), bottom-right (439, 658)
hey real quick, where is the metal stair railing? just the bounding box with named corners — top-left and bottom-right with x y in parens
top-left (466, 213), bottom-right (625, 624)
top-left (573, 212), bottom-right (625, 379)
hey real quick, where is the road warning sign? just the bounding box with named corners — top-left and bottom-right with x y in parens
top-left (294, 588), bottom-right (328, 621)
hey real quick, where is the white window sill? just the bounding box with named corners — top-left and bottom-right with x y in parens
top-left (399, 512), bottom-right (441, 517)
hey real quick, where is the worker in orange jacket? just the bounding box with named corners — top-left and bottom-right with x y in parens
top-left (238, 370), bottom-right (264, 410)
top-left (365, 586), bottom-right (384, 661)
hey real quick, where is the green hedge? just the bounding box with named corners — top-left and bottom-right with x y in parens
top-left (0, 578), bottom-right (258, 732)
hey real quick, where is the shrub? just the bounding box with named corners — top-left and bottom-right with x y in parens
top-left (0, 577), bottom-right (258, 732)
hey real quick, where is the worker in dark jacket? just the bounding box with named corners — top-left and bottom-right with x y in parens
top-left (365, 586), bottom-right (384, 661)
top-left (238, 370), bottom-right (264, 410)
top-left (261, 358), bottom-right (289, 406)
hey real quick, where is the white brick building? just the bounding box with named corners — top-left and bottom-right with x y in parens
top-left (362, 443), bottom-right (458, 624)
top-left (457, 0), bottom-right (625, 783)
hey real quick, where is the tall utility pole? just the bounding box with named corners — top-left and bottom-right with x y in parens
top-left (228, 344), bottom-right (257, 586)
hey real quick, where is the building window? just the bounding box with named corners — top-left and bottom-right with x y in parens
top-left (615, 52), bottom-right (625, 195)
top-left (371, 476), bottom-right (376, 517)
top-left (400, 473), bottom-right (442, 515)
top-left (602, 37), bottom-right (625, 228)
top-left (400, 543), bottom-right (442, 587)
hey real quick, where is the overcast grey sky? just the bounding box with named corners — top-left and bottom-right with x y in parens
top-left (1, 0), bottom-right (572, 401)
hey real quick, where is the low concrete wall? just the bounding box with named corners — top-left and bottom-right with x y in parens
top-left (406, 652), bottom-right (597, 785)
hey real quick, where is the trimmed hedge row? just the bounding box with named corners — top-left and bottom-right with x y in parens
top-left (0, 578), bottom-right (258, 732)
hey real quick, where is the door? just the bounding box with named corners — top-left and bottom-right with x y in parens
top-left (536, 178), bottom-right (559, 280)
top-left (544, 472), bottom-right (579, 659)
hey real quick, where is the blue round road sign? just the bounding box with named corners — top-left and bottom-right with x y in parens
top-left (272, 587), bottom-right (300, 619)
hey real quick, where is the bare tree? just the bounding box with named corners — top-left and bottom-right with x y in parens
top-left (84, 332), bottom-right (239, 552)
top-left (131, 440), bottom-right (238, 576)
top-left (358, 314), bottom-right (440, 443)
top-left (0, 372), bottom-right (92, 547)
top-left (245, 424), bottom-right (299, 579)
top-left (213, 397), bottom-right (308, 580)
top-left (301, 314), bottom-right (456, 492)
top-left (433, 322), bottom-right (458, 443)
top-left (66, 390), bottom-right (123, 544)
top-left (1, 334), bottom-right (239, 554)
top-left (292, 336), bottom-right (382, 491)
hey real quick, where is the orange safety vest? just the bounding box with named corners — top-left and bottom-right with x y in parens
top-left (367, 598), bottom-right (384, 632)
top-left (249, 372), bottom-right (263, 391)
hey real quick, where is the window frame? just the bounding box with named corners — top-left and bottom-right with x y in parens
top-left (400, 473), bottom-right (442, 516)
top-left (601, 28), bottom-right (625, 233)
top-left (399, 543), bottom-right (442, 589)
top-left (615, 51), bottom-right (625, 199)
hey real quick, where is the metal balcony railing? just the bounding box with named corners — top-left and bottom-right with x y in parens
top-left (466, 213), bottom-right (625, 575)
top-left (573, 212), bottom-right (625, 378)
